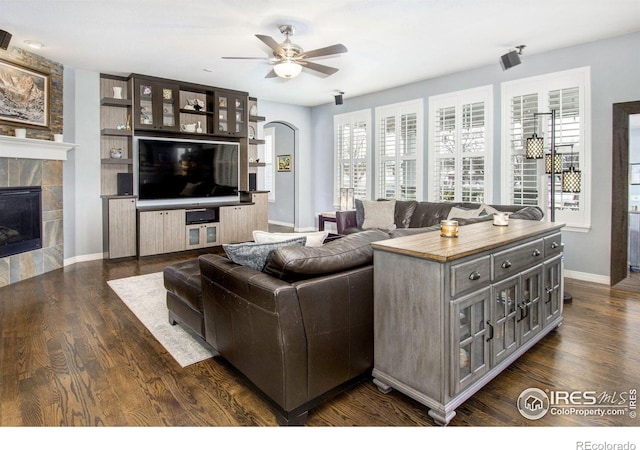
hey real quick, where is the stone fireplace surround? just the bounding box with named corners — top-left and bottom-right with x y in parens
top-left (0, 136), bottom-right (74, 287)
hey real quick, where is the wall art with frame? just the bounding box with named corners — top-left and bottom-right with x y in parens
top-left (277, 154), bottom-right (292, 172)
top-left (0, 58), bottom-right (50, 129)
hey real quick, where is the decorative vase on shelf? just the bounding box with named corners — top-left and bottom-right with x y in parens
top-left (196, 121), bottom-right (203, 133)
top-left (112, 87), bottom-right (122, 99)
top-left (110, 148), bottom-right (123, 159)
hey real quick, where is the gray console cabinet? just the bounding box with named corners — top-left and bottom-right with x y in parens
top-left (371, 220), bottom-right (564, 425)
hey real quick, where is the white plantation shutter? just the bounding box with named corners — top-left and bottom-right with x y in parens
top-left (334, 110), bottom-right (371, 205)
top-left (508, 93), bottom-right (540, 205)
top-left (375, 99), bottom-right (423, 200)
top-left (429, 86), bottom-right (493, 203)
top-left (501, 67), bottom-right (591, 231)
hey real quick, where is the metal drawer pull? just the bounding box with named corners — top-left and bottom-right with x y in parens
top-left (532, 249), bottom-right (541, 257)
top-left (486, 321), bottom-right (494, 342)
top-left (551, 242), bottom-right (559, 249)
top-left (501, 260), bottom-right (512, 269)
top-left (545, 287), bottom-right (553, 303)
top-left (468, 271), bottom-right (481, 281)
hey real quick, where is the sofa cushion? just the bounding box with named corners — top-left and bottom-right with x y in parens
top-left (510, 205), bottom-right (544, 221)
top-left (362, 199), bottom-right (396, 231)
top-left (263, 229), bottom-right (390, 280)
top-left (388, 226), bottom-right (441, 238)
top-left (409, 202), bottom-right (455, 227)
top-left (252, 230), bottom-right (329, 247)
top-left (447, 206), bottom-right (483, 220)
top-left (223, 237), bottom-right (307, 271)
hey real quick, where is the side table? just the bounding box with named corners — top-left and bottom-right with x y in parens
top-left (318, 211), bottom-right (337, 231)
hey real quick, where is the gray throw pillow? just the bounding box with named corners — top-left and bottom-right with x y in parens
top-left (362, 199), bottom-right (397, 231)
top-left (223, 236), bottom-right (307, 271)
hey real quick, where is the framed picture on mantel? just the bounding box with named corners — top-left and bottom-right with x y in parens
top-left (0, 58), bottom-right (50, 129)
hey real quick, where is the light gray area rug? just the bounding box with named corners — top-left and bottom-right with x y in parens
top-left (107, 272), bottom-right (216, 368)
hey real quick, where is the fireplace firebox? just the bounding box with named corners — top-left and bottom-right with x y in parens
top-left (0, 187), bottom-right (42, 259)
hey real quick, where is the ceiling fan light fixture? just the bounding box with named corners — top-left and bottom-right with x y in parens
top-left (273, 60), bottom-right (302, 78)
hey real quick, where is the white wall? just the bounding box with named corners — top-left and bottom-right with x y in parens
top-left (63, 68), bottom-right (103, 263)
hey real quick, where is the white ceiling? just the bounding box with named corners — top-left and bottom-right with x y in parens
top-left (2, 0), bottom-right (639, 107)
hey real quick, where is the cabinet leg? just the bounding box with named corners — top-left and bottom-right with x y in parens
top-left (372, 377), bottom-right (393, 394)
top-left (428, 408), bottom-right (456, 426)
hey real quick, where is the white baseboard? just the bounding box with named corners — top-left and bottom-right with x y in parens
top-left (268, 219), bottom-right (294, 228)
top-left (565, 269), bottom-right (609, 285)
top-left (64, 252), bottom-right (104, 266)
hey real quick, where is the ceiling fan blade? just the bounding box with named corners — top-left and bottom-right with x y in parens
top-left (300, 61), bottom-right (339, 76)
top-left (300, 43), bottom-right (348, 59)
top-left (265, 69), bottom-right (278, 78)
top-left (256, 34), bottom-right (285, 58)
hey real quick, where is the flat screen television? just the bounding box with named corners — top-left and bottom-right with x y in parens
top-left (135, 137), bottom-right (239, 206)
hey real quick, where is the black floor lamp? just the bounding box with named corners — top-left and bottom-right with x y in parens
top-left (526, 109), bottom-right (581, 303)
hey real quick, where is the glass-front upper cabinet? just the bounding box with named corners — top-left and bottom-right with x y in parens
top-left (134, 78), bottom-right (179, 132)
top-left (215, 91), bottom-right (247, 137)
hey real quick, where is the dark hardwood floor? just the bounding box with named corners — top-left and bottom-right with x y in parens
top-left (1, 250), bottom-right (639, 433)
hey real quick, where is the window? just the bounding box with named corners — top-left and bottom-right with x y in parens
top-left (263, 127), bottom-right (275, 202)
top-left (428, 86), bottom-right (493, 203)
top-left (375, 99), bottom-right (423, 200)
top-left (501, 67), bottom-right (591, 231)
top-left (334, 109), bottom-right (371, 206)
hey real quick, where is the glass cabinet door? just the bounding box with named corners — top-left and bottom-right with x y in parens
top-left (205, 224), bottom-right (218, 245)
top-left (137, 82), bottom-right (154, 128)
top-left (519, 265), bottom-right (543, 345)
top-left (216, 94), bottom-right (229, 133)
top-left (234, 96), bottom-right (245, 134)
top-left (134, 79), bottom-right (178, 131)
top-left (491, 275), bottom-right (519, 365)
top-left (543, 255), bottom-right (563, 325)
top-left (450, 288), bottom-right (490, 396)
top-left (215, 92), bottom-right (247, 137)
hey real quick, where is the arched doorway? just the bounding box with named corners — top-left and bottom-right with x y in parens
top-left (264, 121), bottom-right (297, 231)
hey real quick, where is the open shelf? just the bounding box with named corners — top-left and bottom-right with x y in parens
top-left (101, 128), bottom-right (132, 136)
top-left (101, 98), bottom-right (132, 107)
top-left (249, 115), bottom-right (266, 122)
top-left (101, 158), bottom-right (133, 165)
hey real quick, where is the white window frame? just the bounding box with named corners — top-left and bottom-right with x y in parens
top-left (263, 126), bottom-right (275, 202)
top-left (501, 67), bottom-right (591, 232)
top-left (333, 109), bottom-right (372, 206)
top-left (428, 85), bottom-right (493, 203)
top-left (375, 99), bottom-right (424, 201)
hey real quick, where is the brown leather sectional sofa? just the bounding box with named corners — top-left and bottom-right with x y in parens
top-left (335, 200), bottom-right (544, 235)
top-left (198, 229), bottom-right (389, 425)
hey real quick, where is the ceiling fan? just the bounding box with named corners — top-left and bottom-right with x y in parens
top-left (222, 25), bottom-right (348, 79)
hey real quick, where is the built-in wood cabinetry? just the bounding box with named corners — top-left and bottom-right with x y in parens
top-left (138, 209), bottom-right (186, 256)
top-left (100, 72), bottom-right (269, 259)
top-left (103, 197), bottom-right (137, 259)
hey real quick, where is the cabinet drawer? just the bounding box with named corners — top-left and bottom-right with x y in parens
top-left (492, 239), bottom-right (544, 281)
top-left (544, 233), bottom-right (562, 257)
top-left (451, 256), bottom-right (491, 297)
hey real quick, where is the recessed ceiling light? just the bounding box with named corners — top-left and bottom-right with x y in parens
top-left (24, 40), bottom-right (44, 49)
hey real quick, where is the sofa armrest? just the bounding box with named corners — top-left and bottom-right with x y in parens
top-left (199, 254), bottom-right (309, 411)
top-left (335, 210), bottom-right (359, 234)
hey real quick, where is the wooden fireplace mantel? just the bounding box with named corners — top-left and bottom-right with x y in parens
top-left (0, 135), bottom-right (77, 161)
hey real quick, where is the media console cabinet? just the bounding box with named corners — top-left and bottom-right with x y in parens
top-left (102, 191), bottom-right (268, 259)
top-left (370, 220), bottom-right (565, 425)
